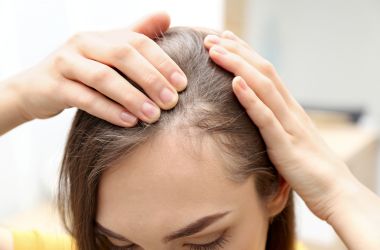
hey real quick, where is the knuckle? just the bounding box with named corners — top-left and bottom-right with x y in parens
top-left (260, 60), bottom-right (275, 75)
top-left (102, 103), bottom-right (116, 121)
top-left (230, 54), bottom-right (244, 70)
top-left (142, 73), bottom-right (161, 88)
top-left (57, 82), bottom-right (71, 106)
top-left (155, 57), bottom-right (171, 72)
top-left (130, 33), bottom-right (150, 50)
top-left (259, 110), bottom-right (274, 127)
top-left (75, 92), bottom-right (96, 109)
top-left (229, 40), bottom-right (241, 53)
top-left (53, 52), bottom-right (70, 69)
top-left (110, 44), bottom-right (134, 61)
top-left (120, 91), bottom-right (136, 108)
top-left (67, 32), bottom-right (89, 47)
top-left (90, 67), bottom-right (111, 84)
top-left (246, 96), bottom-right (258, 108)
top-left (260, 79), bottom-right (276, 95)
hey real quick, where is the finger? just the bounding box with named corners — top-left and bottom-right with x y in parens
top-left (58, 53), bottom-right (161, 123)
top-left (205, 34), bottom-right (292, 105)
top-left (76, 37), bottom-right (180, 110)
top-left (232, 76), bottom-right (288, 148)
top-left (129, 33), bottom-right (188, 91)
top-left (129, 11), bottom-right (171, 38)
top-left (62, 79), bottom-right (138, 127)
top-left (209, 45), bottom-right (297, 133)
top-left (88, 11), bottom-right (185, 91)
top-left (206, 32), bottom-right (310, 123)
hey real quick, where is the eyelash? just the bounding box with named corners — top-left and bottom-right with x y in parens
top-left (96, 233), bottom-right (229, 250)
top-left (187, 234), bottom-right (229, 250)
top-left (108, 237), bottom-right (229, 250)
top-left (111, 246), bottom-right (135, 250)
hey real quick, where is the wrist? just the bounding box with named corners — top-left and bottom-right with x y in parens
top-left (326, 173), bottom-right (380, 249)
top-left (325, 173), bottom-right (362, 223)
top-left (7, 74), bottom-right (36, 122)
top-left (0, 76), bottom-right (33, 135)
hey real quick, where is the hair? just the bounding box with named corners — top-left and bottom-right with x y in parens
top-left (58, 27), bottom-right (295, 250)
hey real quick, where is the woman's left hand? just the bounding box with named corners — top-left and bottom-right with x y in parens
top-left (204, 32), bottom-right (380, 249)
top-left (204, 32), bottom-right (351, 221)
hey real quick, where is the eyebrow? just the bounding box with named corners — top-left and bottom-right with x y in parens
top-left (95, 221), bottom-right (131, 242)
top-left (95, 210), bottom-right (230, 244)
top-left (163, 210), bottom-right (230, 243)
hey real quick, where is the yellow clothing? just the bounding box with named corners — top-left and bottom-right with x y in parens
top-left (12, 230), bottom-right (307, 250)
top-left (12, 230), bottom-right (75, 250)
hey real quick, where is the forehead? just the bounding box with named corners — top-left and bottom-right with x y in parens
top-left (96, 130), bottom-right (258, 236)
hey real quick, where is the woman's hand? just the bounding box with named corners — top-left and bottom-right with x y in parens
top-left (204, 31), bottom-right (352, 220)
top-left (204, 31), bottom-right (380, 249)
top-left (2, 12), bottom-right (187, 131)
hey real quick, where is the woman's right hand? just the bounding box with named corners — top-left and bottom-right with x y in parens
top-left (6, 11), bottom-right (187, 128)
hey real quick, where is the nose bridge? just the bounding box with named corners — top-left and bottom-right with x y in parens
top-left (146, 244), bottom-right (168, 250)
top-left (134, 218), bottom-right (176, 250)
top-left (142, 238), bottom-right (175, 250)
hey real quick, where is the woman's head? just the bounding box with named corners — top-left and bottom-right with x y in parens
top-left (58, 27), bottom-right (294, 250)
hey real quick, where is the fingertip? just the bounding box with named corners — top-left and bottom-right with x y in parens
top-left (222, 30), bottom-right (238, 40)
top-left (151, 11), bottom-right (171, 31)
top-left (170, 71), bottom-right (188, 91)
top-left (132, 11), bottom-right (171, 38)
top-left (204, 34), bottom-right (220, 47)
top-left (120, 111), bottom-right (138, 126)
top-left (141, 101), bottom-right (161, 123)
top-left (232, 76), bottom-right (240, 90)
top-left (147, 113), bottom-right (161, 124)
top-left (232, 76), bottom-right (248, 91)
top-left (160, 89), bottom-right (179, 111)
top-left (122, 120), bottom-right (138, 128)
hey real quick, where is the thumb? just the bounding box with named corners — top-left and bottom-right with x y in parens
top-left (130, 11), bottom-right (171, 38)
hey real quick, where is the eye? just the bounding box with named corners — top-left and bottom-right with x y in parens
top-left (95, 232), bottom-right (137, 250)
top-left (185, 234), bottom-right (229, 250)
top-left (110, 245), bottom-right (137, 250)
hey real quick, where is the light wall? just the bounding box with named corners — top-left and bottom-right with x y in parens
top-left (246, 0), bottom-right (380, 123)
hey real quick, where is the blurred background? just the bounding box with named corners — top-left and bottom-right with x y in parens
top-left (0, 0), bottom-right (379, 249)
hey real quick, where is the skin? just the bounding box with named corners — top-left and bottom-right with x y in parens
top-left (0, 12), bottom-right (380, 250)
top-left (96, 131), bottom-right (290, 250)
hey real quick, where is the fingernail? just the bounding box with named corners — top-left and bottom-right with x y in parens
top-left (212, 45), bottom-right (227, 55)
top-left (142, 101), bottom-right (160, 120)
top-left (159, 87), bottom-right (178, 105)
top-left (120, 111), bottom-right (137, 124)
top-left (205, 34), bottom-right (220, 44)
top-left (237, 77), bottom-right (248, 90)
top-left (170, 71), bottom-right (187, 90)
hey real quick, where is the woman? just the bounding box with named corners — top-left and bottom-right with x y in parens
top-left (59, 26), bottom-right (295, 250)
top-left (1, 12), bottom-right (379, 250)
